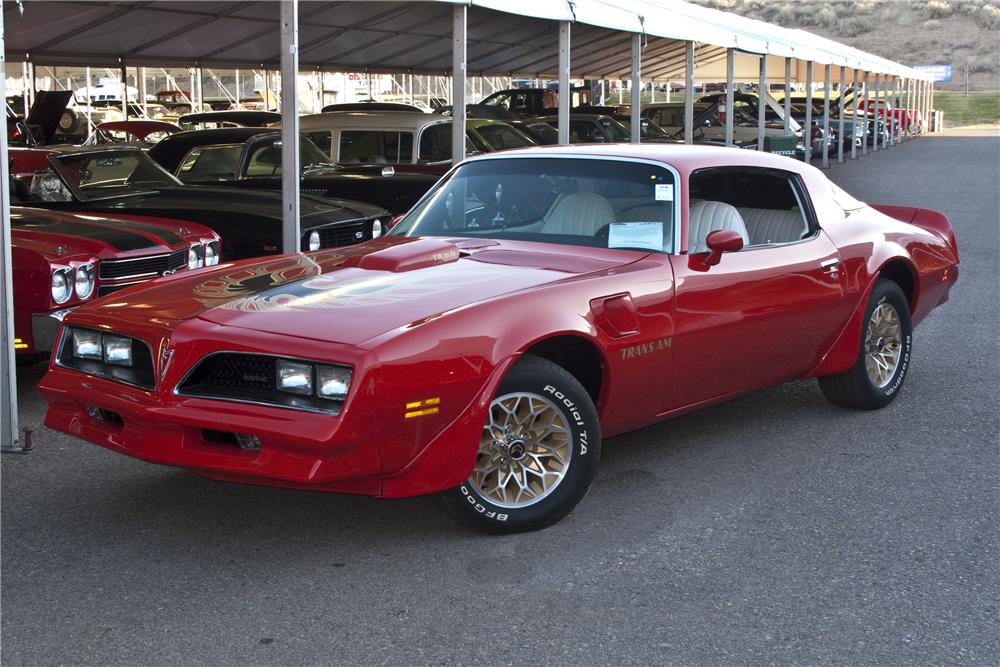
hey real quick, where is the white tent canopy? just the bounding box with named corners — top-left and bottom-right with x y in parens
top-left (3, 0), bottom-right (930, 81)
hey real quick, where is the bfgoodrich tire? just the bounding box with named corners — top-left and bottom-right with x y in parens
top-left (438, 354), bottom-right (601, 534)
top-left (819, 279), bottom-right (913, 410)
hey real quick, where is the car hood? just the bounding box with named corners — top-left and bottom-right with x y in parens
top-left (81, 185), bottom-right (386, 224)
top-left (10, 206), bottom-right (188, 260)
top-left (83, 237), bottom-right (642, 345)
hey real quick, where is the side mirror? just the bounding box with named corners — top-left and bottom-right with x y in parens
top-left (703, 229), bottom-right (744, 266)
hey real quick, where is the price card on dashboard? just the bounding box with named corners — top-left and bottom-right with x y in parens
top-left (654, 183), bottom-right (674, 201)
top-left (608, 222), bottom-right (663, 251)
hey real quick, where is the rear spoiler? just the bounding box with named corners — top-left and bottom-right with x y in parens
top-left (870, 204), bottom-right (958, 253)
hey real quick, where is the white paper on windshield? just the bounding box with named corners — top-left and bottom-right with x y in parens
top-left (608, 222), bottom-right (663, 251)
top-left (654, 183), bottom-right (674, 201)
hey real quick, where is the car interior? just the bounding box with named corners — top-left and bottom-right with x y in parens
top-left (687, 168), bottom-right (811, 251)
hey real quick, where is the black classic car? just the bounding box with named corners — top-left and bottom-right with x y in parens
top-left (148, 128), bottom-right (440, 215)
top-left (177, 111), bottom-right (282, 130)
top-left (13, 145), bottom-right (389, 260)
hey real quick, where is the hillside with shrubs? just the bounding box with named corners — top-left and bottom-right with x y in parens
top-left (692, 0), bottom-right (999, 91)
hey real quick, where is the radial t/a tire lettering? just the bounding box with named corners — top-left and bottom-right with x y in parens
top-left (819, 279), bottom-right (913, 410)
top-left (438, 354), bottom-right (601, 534)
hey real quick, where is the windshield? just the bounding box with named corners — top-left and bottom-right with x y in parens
top-left (472, 123), bottom-right (537, 151)
top-left (50, 150), bottom-right (181, 200)
top-left (389, 157), bottom-right (676, 253)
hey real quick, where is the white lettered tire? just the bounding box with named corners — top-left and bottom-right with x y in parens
top-left (438, 354), bottom-right (601, 534)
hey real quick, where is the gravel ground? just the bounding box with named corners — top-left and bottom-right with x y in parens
top-left (3, 129), bottom-right (998, 666)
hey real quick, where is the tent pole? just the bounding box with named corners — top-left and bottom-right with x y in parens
top-left (684, 42), bottom-right (694, 145)
top-left (873, 73), bottom-right (880, 152)
top-left (120, 60), bottom-right (128, 120)
top-left (783, 57), bottom-right (791, 134)
top-left (279, 0), bottom-right (300, 255)
top-left (724, 48), bottom-right (734, 147)
top-left (630, 33), bottom-right (641, 144)
top-left (837, 66), bottom-right (845, 163)
top-left (821, 64), bottom-right (830, 168)
top-left (862, 72), bottom-right (869, 155)
top-left (851, 68), bottom-right (858, 160)
top-left (558, 20), bottom-right (570, 145)
top-left (451, 4), bottom-right (467, 163)
top-left (86, 66), bottom-right (93, 135)
top-left (1, 6), bottom-right (21, 453)
top-left (757, 55), bottom-right (766, 151)
top-left (804, 61), bottom-right (813, 162)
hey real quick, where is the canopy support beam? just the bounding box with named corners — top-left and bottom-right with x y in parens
top-left (837, 65), bottom-right (845, 164)
top-left (279, 0), bottom-right (300, 255)
top-left (451, 4), bottom-right (467, 162)
top-left (684, 41), bottom-right (694, 145)
top-left (783, 57), bottom-right (791, 134)
top-left (822, 64), bottom-right (830, 168)
top-left (850, 68), bottom-right (858, 160)
top-left (756, 55), bottom-right (766, 151)
top-left (873, 73), bottom-right (880, 152)
top-left (724, 47), bottom-right (734, 147)
top-left (1, 5), bottom-right (21, 453)
top-left (630, 33), bottom-right (641, 144)
top-left (558, 21), bottom-right (570, 146)
top-left (804, 61), bottom-right (813, 162)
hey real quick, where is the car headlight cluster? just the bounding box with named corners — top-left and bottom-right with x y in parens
top-left (187, 240), bottom-right (220, 270)
top-left (372, 219), bottom-right (383, 239)
top-left (72, 329), bottom-right (134, 366)
top-left (276, 359), bottom-right (352, 402)
top-left (308, 230), bottom-right (321, 252)
top-left (51, 262), bottom-right (96, 304)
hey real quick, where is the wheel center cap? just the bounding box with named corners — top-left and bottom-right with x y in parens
top-left (507, 440), bottom-right (526, 460)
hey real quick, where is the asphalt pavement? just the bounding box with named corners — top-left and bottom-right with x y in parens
top-left (3, 128), bottom-right (998, 666)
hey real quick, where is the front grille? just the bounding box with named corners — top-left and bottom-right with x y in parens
top-left (185, 353), bottom-right (276, 392)
top-left (99, 248), bottom-right (187, 280)
top-left (97, 282), bottom-right (142, 298)
top-left (177, 352), bottom-right (345, 414)
top-left (317, 220), bottom-right (368, 249)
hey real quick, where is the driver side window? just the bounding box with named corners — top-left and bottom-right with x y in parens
top-left (688, 167), bottom-right (813, 253)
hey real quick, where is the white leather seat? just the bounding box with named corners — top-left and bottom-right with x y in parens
top-left (738, 207), bottom-right (807, 245)
top-left (688, 200), bottom-right (749, 253)
top-left (540, 192), bottom-right (616, 236)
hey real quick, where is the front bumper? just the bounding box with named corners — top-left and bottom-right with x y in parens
top-left (40, 367), bottom-right (384, 495)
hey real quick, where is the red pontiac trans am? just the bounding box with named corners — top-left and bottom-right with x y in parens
top-left (39, 144), bottom-right (959, 533)
top-left (12, 206), bottom-right (219, 361)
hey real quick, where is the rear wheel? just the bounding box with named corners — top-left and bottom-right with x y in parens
top-left (819, 279), bottom-right (912, 410)
top-left (438, 354), bottom-right (601, 534)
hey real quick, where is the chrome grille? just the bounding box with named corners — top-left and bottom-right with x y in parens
top-left (99, 248), bottom-right (187, 280)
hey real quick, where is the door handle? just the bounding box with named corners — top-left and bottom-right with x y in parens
top-left (820, 258), bottom-right (841, 280)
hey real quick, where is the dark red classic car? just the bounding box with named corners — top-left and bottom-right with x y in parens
top-left (12, 206), bottom-right (219, 361)
top-left (40, 145), bottom-right (958, 533)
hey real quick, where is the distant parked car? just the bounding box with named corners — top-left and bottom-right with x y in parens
top-left (10, 205), bottom-right (219, 361)
top-left (177, 111), bottom-right (281, 130)
top-left (13, 145), bottom-right (389, 260)
top-left (293, 111), bottom-right (537, 175)
top-left (148, 128), bottom-right (440, 215)
top-left (84, 120), bottom-right (183, 147)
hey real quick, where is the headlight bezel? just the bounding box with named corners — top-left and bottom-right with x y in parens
top-left (203, 239), bottom-right (220, 266)
top-left (74, 262), bottom-right (96, 300)
top-left (187, 243), bottom-right (205, 270)
top-left (51, 268), bottom-right (73, 304)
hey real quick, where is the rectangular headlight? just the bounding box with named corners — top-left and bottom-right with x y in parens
top-left (103, 334), bottom-right (133, 366)
top-left (316, 365), bottom-right (351, 401)
top-left (72, 329), bottom-right (102, 359)
top-left (276, 359), bottom-right (312, 395)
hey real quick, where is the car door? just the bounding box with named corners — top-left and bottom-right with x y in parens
top-left (662, 167), bottom-right (855, 411)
